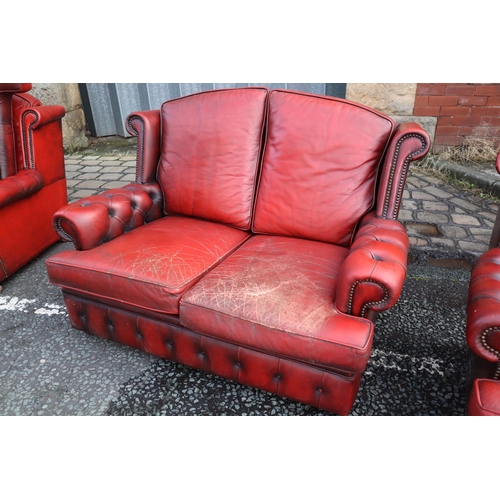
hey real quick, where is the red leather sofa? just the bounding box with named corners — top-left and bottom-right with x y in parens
top-left (0, 83), bottom-right (66, 287)
top-left (46, 87), bottom-right (430, 415)
top-left (466, 152), bottom-right (500, 416)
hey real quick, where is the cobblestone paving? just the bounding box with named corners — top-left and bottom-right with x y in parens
top-left (64, 153), bottom-right (500, 259)
top-left (401, 171), bottom-right (498, 257)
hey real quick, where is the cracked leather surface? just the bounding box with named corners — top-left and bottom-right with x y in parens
top-left (180, 234), bottom-right (373, 372)
top-left (46, 216), bottom-right (250, 315)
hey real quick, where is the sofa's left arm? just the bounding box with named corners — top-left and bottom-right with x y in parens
top-left (20, 104), bottom-right (66, 183)
top-left (126, 110), bottom-right (161, 184)
top-left (53, 182), bottom-right (164, 250)
top-left (335, 213), bottom-right (409, 318)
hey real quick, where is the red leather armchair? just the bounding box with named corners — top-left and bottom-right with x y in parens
top-left (466, 152), bottom-right (500, 416)
top-left (46, 88), bottom-right (430, 415)
top-left (0, 83), bottom-right (67, 287)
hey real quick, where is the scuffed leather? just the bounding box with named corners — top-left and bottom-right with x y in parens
top-left (466, 247), bottom-right (500, 363)
top-left (0, 168), bottom-right (44, 209)
top-left (159, 87), bottom-right (268, 230)
top-left (47, 216), bottom-right (251, 316)
top-left (53, 182), bottom-right (164, 250)
top-left (126, 110), bottom-right (161, 183)
top-left (376, 122), bottom-right (430, 219)
top-left (180, 235), bottom-right (374, 373)
top-left (336, 212), bottom-right (409, 317)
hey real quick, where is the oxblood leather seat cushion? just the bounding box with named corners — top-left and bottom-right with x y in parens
top-left (46, 216), bottom-right (250, 316)
top-left (159, 87), bottom-right (268, 230)
top-left (469, 378), bottom-right (500, 416)
top-left (180, 235), bottom-right (374, 373)
top-left (253, 90), bottom-right (395, 246)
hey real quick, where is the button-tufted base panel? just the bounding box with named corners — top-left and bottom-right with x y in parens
top-left (63, 292), bottom-right (361, 415)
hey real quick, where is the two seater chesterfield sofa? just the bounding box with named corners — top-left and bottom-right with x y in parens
top-left (46, 87), bottom-right (430, 415)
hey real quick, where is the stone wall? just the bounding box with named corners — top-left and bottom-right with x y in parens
top-left (30, 83), bottom-right (89, 152)
top-left (346, 83), bottom-right (437, 149)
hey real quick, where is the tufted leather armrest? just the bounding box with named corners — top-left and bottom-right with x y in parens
top-left (336, 212), bottom-right (409, 317)
top-left (53, 182), bottom-right (164, 250)
top-left (466, 247), bottom-right (500, 366)
top-left (0, 168), bottom-right (44, 209)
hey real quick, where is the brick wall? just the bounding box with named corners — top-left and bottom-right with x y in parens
top-left (414, 83), bottom-right (500, 153)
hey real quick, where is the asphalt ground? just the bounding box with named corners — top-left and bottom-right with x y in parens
top-left (3, 137), bottom-right (497, 500)
top-left (1, 138), bottom-right (499, 417)
top-left (0, 242), bottom-right (470, 416)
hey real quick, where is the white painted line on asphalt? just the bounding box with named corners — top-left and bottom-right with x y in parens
top-left (0, 296), bottom-right (67, 316)
top-left (366, 348), bottom-right (445, 376)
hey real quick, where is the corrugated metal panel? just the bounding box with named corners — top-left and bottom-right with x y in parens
top-left (83, 83), bottom-right (345, 137)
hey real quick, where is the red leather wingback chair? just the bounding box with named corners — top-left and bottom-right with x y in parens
top-left (466, 152), bottom-right (500, 415)
top-left (0, 83), bottom-right (67, 287)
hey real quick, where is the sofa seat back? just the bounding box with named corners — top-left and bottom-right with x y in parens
top-left (158, 87), bottom-right (268, 230)
top-left (253, 90), bottom-right (395, 246)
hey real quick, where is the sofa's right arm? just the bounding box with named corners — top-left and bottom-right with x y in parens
top-left (53, 182), bottom-right (163, 250)
top-left (376, 122), bottom-right (431, 220)
top-left (126, 110), bottom-right (161, 183)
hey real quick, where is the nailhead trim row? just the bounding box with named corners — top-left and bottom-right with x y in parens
top-left (55, 219), bottom-right (76, 246)
top-left (127, 115), bottom-right (144, 184)
top-left (21, 110), bottom-right (39, 170)
top-left (347, 278), bottom-right (389, 317)
top-left (382, 133), bottom-right (427, 220)
top-left (480, 327), bottom-right (500, 379)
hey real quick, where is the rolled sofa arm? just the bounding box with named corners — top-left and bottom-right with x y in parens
top-left (376, 122), bottom-right (431, 220)
top-left (466, 247), bottom-right (500, 365)
top-left (20, 104), bottom-right (66, 183)
top-left (53, 182), bottom-right (164, 250)
top-left (336, 213), bottom-right (409, 317)
top-left (0, 169), bottom-right (44, 209)
top-left (126, 110), bottom-right (161, 184)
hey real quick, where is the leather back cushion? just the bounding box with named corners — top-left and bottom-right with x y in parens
top-left (253, 90), bottom-right (395, 246)
top-left (158, 87), bottom-right (268, 230)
